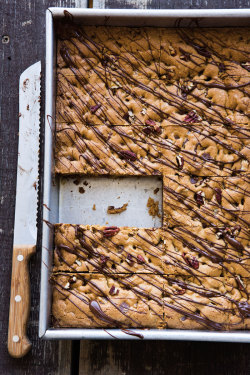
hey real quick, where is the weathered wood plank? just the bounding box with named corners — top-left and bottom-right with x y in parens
top-left (79, 340), bottom-right (250, 375)
top-left (104, 0), bottom-right (250, 8)
top-left (1, 0), bottom-right (250, 374)
top-left (0, 0), bottom-right (75, 373)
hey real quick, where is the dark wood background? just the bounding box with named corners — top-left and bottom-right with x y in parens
top-left (1, 0), bottom-right (250, 374)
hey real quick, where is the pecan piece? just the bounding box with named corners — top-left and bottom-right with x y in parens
top-left (90, 104), bottom-right (101, 113)
top-left (119, 150), bottom-right (137, 161)
top-left (176, 155), bottom-right (184, 170)
top-left (103, 226), bottom-right (120, 238)
top-left (184, 110), bottom-right (201, 123)
top-left (109, 285), bottom-right (119, 296)
top-left (175, 288), bottom-right (186, 295)
top-left (182, 254), bottom-right (199, 270)
top-left (145, 119), bottom-right (156, 126)
top-left (107, 203), bottom-right (128, 214)
top-left (143, 119), bottom-right (162, 135)
top-left (137, 255), bottom-right (145, 264)
top-left (214, 188), bottom-right (222, 205)
top-left (236, 276), bottom-right (245, 291)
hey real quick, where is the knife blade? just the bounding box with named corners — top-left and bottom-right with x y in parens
top-left (8, 61), bottom-right (41, 358)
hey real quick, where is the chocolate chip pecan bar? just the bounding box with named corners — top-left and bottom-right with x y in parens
top-left (54, 224), bottom-right (165, 274)
top-left (52, 18), bottom-right (250, 330)
top-left (52, 273), bottom-right (249, 330)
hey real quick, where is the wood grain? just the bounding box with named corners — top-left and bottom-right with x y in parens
top-left (8, 245), bottom-right (36, 358)
top-left (79, 340), bottom-right (250, 375)
top-left (0, 0), bottom-right (73, 373)
top-left (1, 0), bottom-right (250, 374)
top-left (104, 0), bottom-right (250, 8)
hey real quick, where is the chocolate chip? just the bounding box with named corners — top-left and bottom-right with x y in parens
top-left (123, 112), bottom-right (130, 122)
top-left (218, 63), bottom-right (226, 72)
top-left (100, 255), bottom-right (109, 267)
top-left (194, 191), bottom-right (205, 207)
top-left (176, 155), bottom-right (184, 170)
top-left (190, 175), bottom-right (199, 184)
top-left (202, 153), bottom-right (211, 161)
top-left (79, 187), bottom-right (85, 194)
top-left (143, 126), bottom-right (152, 135)
top-left (126, 254), bottom-right (134, 266)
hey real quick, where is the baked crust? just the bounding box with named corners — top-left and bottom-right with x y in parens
top-left (52, 22), bottom-right (250, 330)
top-left (52, 273), bottom-right (250, 330)
top-left (55, 25), bottom-right (250, 177)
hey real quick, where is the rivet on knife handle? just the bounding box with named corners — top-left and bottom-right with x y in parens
top-left (8, 245), bottom-right (36, 358)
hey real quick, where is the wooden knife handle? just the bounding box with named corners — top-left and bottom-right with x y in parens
top-left (8, 245), bottom-right (36, 358)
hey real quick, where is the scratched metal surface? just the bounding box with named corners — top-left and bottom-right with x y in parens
top-left (1, 0), bottom-right (250, 374)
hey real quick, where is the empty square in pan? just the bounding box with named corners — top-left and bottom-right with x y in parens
top-left (59, 176), bottom-right (162, 227)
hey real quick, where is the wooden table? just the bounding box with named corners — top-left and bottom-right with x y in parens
top-left (1, 0), bottom-right (250, 374)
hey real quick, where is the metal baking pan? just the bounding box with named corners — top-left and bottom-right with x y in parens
top-left (39, 8), bottom-right (250, 342)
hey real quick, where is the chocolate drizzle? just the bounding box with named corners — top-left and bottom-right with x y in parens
top-left (52, 223), bottom-right (250, 331)
top-left (52, 20), bottom-right (250, 331)
top-left (55, 21), bottom-right (249, 177)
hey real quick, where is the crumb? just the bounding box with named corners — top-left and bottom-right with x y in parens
top-left (33, 181), bottom-right (37, 190)
top-left (147, 197), bottom-right (161, 218)
top-left (92, 204), bottom-right (96, 211)
top-left (79, 187), bottom-right (85, 194)
top-left (83, 181), bottom-right (88, 186)
top-left (73, 179), bottom-right (80, 185)
top-left (105, 221), bottom-right (109, 224)
top-left (154, 187), bottom-right (159, 194)
top-left (117, 196), bottom-right (120, 199)
top-left (107, 203), bottom-right (128, 214)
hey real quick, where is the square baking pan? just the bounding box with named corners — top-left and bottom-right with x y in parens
top-left (39, 7), bottom-right (250, 342)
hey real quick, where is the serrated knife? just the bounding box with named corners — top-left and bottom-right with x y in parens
top-left (8, 61), bottom-right (41, 358)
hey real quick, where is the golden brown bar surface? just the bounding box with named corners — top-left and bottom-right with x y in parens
top-left (52, 21), bottom-right (250, 330)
